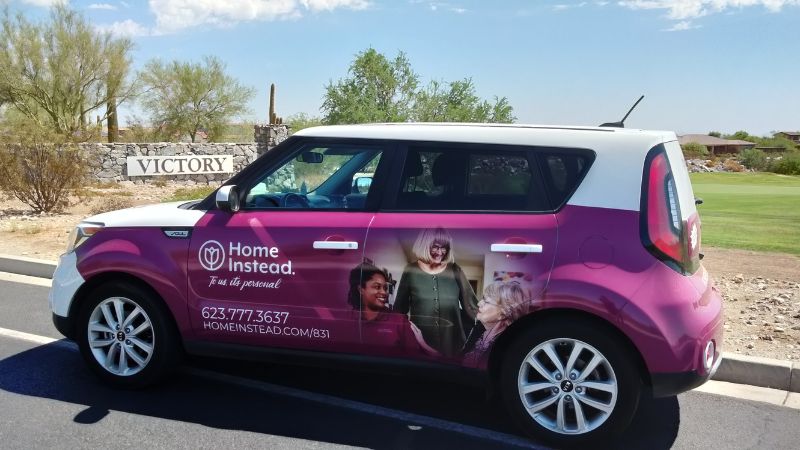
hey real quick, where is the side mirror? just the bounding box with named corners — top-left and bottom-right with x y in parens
top-left (296, 151), bottom-right (324, 163)
top-left (216, 185), bottom-right (241, 213)
top-left (352, 176), bottom-right (373, 194)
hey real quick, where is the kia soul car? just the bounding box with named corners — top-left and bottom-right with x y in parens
top-left (49, 123), bottom-right (723, 446)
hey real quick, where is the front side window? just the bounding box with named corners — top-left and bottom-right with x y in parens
top-left (245, 144), bottom-right (383, 210)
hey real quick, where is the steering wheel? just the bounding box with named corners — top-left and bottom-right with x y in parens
top-left (281, 193), bottom-right (310, 208)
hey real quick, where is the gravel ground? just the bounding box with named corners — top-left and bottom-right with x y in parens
top-left (716, 274), bottom-right (800, 361)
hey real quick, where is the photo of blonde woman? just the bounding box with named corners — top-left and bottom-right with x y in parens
top-left (393, 228), bottom-right (478, 358)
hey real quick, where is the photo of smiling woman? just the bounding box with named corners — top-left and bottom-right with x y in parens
top-left (348, 262), bottom-right (438, 356)
top-left (462, 281), bottom-right (528, 369)
top-left (393, 228), bottom-right (479, 358)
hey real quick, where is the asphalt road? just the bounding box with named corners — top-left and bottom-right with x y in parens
top-left (1, 278), bottom-right (799, 449)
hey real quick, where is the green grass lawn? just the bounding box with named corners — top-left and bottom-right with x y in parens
top-left (690, 172), bottom-right (800, 255)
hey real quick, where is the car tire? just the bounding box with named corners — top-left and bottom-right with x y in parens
top-left (76, 281), bottom-right (181, 389)
top-left (499, 318), bottom-right (641, 447)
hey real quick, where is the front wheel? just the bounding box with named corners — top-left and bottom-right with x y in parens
top-left (77, 282), bottom-right (180, 388)
top-left (499, 319), bottom-right (641, 447)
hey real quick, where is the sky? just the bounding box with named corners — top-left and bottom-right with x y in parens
top-left (9, 0), bottom-right (800, 136)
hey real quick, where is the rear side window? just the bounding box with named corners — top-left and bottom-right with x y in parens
top-left (393, 146), bottom-right (549, 212)
top-left (467, 154), bottom-right (531, 195)
top-left (537, 151), bottom-right (593, 209)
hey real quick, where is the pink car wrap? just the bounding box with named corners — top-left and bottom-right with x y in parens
top-left (50, 123), bottom-right (724, 444)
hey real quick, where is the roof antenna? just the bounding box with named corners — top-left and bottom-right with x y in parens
top-left (600, 95), bottom-right (644, 128)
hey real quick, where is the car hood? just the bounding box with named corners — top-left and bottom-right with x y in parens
top-left (85, 201), bottom-right (207, 228)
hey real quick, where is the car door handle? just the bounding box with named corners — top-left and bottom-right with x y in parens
top-left (491, 243), bottom-right (543, 253)
top-left (313, 241), bottom-right (359, 250)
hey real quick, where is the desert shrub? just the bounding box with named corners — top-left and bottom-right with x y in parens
top-left (164, 186), bottom-right (216, 202)
top-left (738, 148), bottom-right (767, 171)
top-left (723, 159), bottom-right (745, 172)
top-left (91, 181), bottom-right (122, 189)
top-left (681, 142), bottom-right (709, 158)
top-left (0, 139), bottom-right (88, 213)
top-left (768, 152), bottom-right (800, 175)
top-left (89, 197), bottom-right (135, 215)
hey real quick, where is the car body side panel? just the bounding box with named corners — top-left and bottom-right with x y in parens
top-left (75, 227), bottom-right (193, 336)
top-left (545, 205), bottom-right (723, 375)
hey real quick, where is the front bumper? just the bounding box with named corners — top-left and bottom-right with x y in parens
top-left (650, 354), bottom-right (722, 397)
top-left (48, 251), bottom-right (85, 318)
top-left (52, 313), bottom-right (75, 340)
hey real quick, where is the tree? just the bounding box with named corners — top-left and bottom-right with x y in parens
top-left (322, 48), bottom-right (514, 125)
top-left (414, 78), bottom-right (515, 123)
top-left (0, 5), bottom-right (134, 139)
top-left (726, 130), bottom-right (753, 141)
top-left (681, 142), bottom-right (709, 158)
top-left (0, 124), bottom-right (87, 213)
top-left (708, 131), bottom-right (721, 138)
top-left (139, 56), bottom-right (255, 143)
top-left (286, 113), bottom-right (323, 132)
top-left (322, 49), bottom-right (419, 124)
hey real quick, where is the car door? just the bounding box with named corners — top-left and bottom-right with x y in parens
top-left (187, 140), bottom-right (389, 354)
top-left (360, 143), bottom-right (559, 365)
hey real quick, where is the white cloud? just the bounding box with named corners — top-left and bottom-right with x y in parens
top-left (149, 0), bottom-right (370, 33)
top-left (414, 1), bottom-right (468, 14)
top-left (553, 2), bottom-right (588, 10)
top-left (95, 19), bottom-right (154, 37)
top-left (89, 3), bottom-right (118, 10)
top-left (21, 0), bottom-right (66, 7)
top-left (663, 19), bottom-right (701, 30)
top-left (618, 0), bottom-right (800, 20)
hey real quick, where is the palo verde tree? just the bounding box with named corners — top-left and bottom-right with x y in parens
top-left (322, 48), bottom-right (515, 125)
top-left (414, 78), bottom-right (515, 123)
top-left (139, 56), bottom-right (255, 143)
top-left (322, 48), bottom-right (419, 124)
top-left (0, 5), bottom-right (134, 140)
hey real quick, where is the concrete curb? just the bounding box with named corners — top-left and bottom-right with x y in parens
top-left (0, 254), bottom-right (57, 279)
top-left (713, 352), bottom-right (798, 392)
top-left (1, 254), bottom-right (797, 394)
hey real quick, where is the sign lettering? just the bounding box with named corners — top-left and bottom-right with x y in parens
top-left (126, 155), bottom-right (234, 177)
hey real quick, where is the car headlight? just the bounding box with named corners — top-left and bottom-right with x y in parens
top-left (66, 222), bottom-right (104, 254)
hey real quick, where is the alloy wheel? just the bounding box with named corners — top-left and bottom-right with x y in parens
top-left (87, 296), bottom-right (155, 376)
top-left (517, 338), bottom-right (618, 435)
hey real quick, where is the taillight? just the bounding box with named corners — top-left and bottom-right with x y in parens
top-left (641, 147), bottom-right (699, 274)
top-left (685, 212), bottom-right (701, 268)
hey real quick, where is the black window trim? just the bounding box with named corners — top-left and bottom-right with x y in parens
top-left (535, 146), bottom-right (597, 213)
top-left (378, 140), bottom-right (596, 214)
top-left (196, 137), bottom-right (596, 215)
top-left (196, 136), bottom-right (398, 213)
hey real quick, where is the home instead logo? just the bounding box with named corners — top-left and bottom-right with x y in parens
top-left (198, 241), bottom-right (293, 274)
top-left (199, 240), bottom-right (225, 271)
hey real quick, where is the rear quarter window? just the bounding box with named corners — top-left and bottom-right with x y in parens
top-left (537, 150), bottom-right (594, 209)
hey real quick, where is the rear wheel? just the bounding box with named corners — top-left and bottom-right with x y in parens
top-left (77, 282), bottom-right (180, 388)
top-left (500, 319), bottom-right (641, 446)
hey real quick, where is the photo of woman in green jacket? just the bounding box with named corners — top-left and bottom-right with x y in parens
top-left (393, 227), bottom-right (479, 358)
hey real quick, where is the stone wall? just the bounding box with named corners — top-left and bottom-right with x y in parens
top-left (255, 124), bottom-right (290, 156)
top-left (81, 124), bottom-right (289, 185)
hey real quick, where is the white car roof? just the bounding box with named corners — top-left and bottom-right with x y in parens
top-left (295, 123), bottom-right (677, 147)
top-left (295, 123), bottom-right (681, 212)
